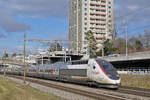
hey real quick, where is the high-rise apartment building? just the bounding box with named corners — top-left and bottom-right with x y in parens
top-left (69, 0), bottom-right (114, 54)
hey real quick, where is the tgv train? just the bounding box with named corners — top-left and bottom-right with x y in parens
top-left (4, 58), bottom-right (120, 88)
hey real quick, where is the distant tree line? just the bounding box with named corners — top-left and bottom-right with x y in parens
top-left (114, 30), bottom-right (150, 54)
top-left (48, 43), bottom-right (62, 52)
top-left (84, 30), bottom-right (150, 58)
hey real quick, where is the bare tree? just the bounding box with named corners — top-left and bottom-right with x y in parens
top-left (84, 30), bottom-right (98, 58)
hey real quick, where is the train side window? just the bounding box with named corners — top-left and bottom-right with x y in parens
top-left (93, 66), bottom-right (96, 69)
top-left (85, 60), bottom-right (88, 64)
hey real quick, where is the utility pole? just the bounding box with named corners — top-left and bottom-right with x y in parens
top-left (102, 36), bottom-right (104, 58)
top-left (76, 0), bottom-right (79, 55)
top-left (24, 33), bottom-right (26, 84)
top-left (3, 51), bottom-right (7, 77)
top-left (125, 22), bottom-right (128, 57)
top-left (122, 20), bottom-right (128, 57)
top-left (2, 57), bottom-right (6, 77)
top-left (100, 1), bottom-right (104, 58)
top-left (65, 48), bottom-right (66, 62)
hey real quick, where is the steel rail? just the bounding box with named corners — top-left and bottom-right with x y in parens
top-left (117, 86), bottom-right (150, 97)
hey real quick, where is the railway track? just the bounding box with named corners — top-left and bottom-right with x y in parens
top-left (6, 75), bottom-right (150, 100)
top-left (6, 75), bottom-right (128, 100)
top-left (95, 86), bottom-right (150, 99)
top-left (118, 86), bottom-right (150, 98)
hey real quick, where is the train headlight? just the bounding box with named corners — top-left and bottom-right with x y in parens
top-left (117, 74), bottom-right (120, 77)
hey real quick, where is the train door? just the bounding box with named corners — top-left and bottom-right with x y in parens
top-left (87, 59), bottom-right (95, 80)
top-left (91, 61), bottom-right (97, 80)
top-left (87, 64), bottom-right (92, 80)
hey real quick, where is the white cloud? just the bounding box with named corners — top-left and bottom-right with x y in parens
top-left (0, 13), bottom-right (31, 32)
top-left (127, 5), bottom-right (139, 11)
top-left (0, 0), bottom-right (70, 32)
top-left (114, 0), bottom-right (150, 23)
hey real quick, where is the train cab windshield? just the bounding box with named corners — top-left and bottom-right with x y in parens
top-left (96, 59), bottom-right (119, 80)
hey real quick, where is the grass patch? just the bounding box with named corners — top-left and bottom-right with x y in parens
top-left (0, 77), bottom-right (62, 100)
top-left (120, 74), bottom-right (150, 89)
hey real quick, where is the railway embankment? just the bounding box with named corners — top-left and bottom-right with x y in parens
top-left (4, 75), bottom-right (95, 100)
top-left (120, 74), bottom-right (150, 89)
top-left (0, 76), bottom-right (61, 100)
top-left (5, 75), bottom-right (150, 100)
top-left (1, 74), bottom-right (150, 100)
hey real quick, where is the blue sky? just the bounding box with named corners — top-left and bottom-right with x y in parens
top-left (15, 16), bottom-right (69, 40)
top-left (0, 0), bottom-right (150, 56)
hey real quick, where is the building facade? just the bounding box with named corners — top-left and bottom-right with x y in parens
top-left (69, 0), bottom-right (114, 54)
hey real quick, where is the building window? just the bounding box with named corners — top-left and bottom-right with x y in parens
top-left (101, 5), bottom-right (105, 8)
top-left (109, 20), bottom-right (112, 22)
top-left (101, 1), bottom-right (106, 3)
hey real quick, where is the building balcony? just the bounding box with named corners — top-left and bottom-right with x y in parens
top-left (95, 13), bottom-right (106, 16)
top-left (95, 16), bottom-right (106, 20)
top-left (96, 37), bottom-right (106, 40)
top-left (90, 17), bottom-right (106, 21)
top-left (90, 11), bottom-right (106, 15)
top-left (96, 30), bottom-right (106, 33)
top-left (90, 18), bottom-right (96, 20)
top-left (95, 27), bottom-right (105, 30)
top-left (90, 27), bottom-right (95, 29)
top-left (90, 3), bottom-right (97, 6)
top-left (95, 20), bottom-right (106, 23)
top-left (90, 13), bottom-right (95, 15)
top-left (90, 5), bottom-right (106, 9)
top-left (95, 23), bottom-right (106, 26)
top-left (90, 1), bottom-right (101, 4)
top-left (90, 3), bottom-right (106, 7)
top-left (90, 25), bottom-right (106, 29)
top-left (95, 25), bottom-right (106, 29)
top-left (90, 20), bottom-right (106, 25)
top-left (90, 16), bottom-right (106, 20)
top-left (95, 8), bottom-right (106, 12)
top-left (96, 32), bottom-right (106, 35)
top-left (90, 13), bottom-right (106, 16)
top-left (101, 0), bottom-right (106, 3)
